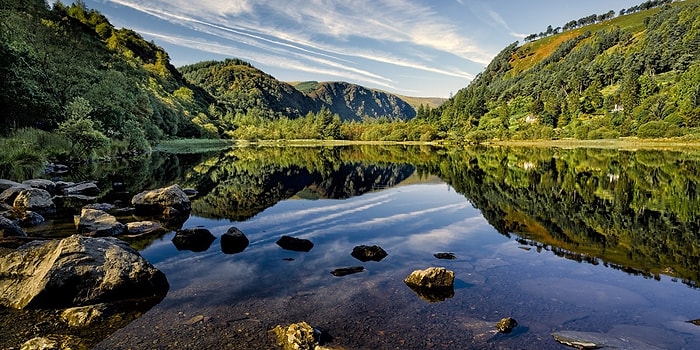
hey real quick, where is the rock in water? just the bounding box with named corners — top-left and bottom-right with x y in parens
top-left (434, 252), bottom-right (457, 260)
top-left (276, 235), bottom-right (314, 252)
top-left (331, 266), bottom-right (364, 276)
top-left (495, 317), bottom-right (518, 333)
top-left (351, 245), bottom-right (388, 262)
top-left (404, 267), bottom-right (455, 302)
top-left (404, 267), bottom-right (454, 289)
top-left (172, 227), bottom-right (216, 252)
top-left (13, 188), bottom-right (56, 215)
top-left (131, 184), bottom-right (191, 215)
top-left (0, 217), bottom-right (26, 238)
top-left (74, 208), bottom-right (126, 237)
top-left (0, 234), bottom-right (169, 309)
top-left (272, 321), bottom-right (326, 350)
top-left (220, 226), bottom-right (249, 254)
top-left (552, 330), bottom-right (663, 349)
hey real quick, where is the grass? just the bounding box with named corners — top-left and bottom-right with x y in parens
top-left (491, 137), bottom-right (700, 151)
top-left (153, 139), bottom-right (234, 153)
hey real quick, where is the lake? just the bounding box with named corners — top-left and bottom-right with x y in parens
top-left (7, 144), bottom-right (700, 349)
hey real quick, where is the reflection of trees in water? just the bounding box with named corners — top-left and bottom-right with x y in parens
top-left (185, 146), bottom-right (416, 221)
top-left (437, 147), bottom-right (700, 288)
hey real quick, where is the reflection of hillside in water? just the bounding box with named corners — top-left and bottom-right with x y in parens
top-left (438, 147), bottom-right (700, 288)
top-left (185, 147), bottom-right (415, 221)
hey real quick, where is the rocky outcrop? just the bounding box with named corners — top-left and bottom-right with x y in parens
top-left (172, 227), bottom-right (215, 252)
top-left (131, 184), bottom-right (191, 215)
top-left (74, 208), bottom-right (126, 237)
top-left (404, 267), bottom-right (455, 302)
top-left (351, 245), bottom-right (388, 262)
top-left (13, 188), bottom-right (56, 215)
top-left (0, 235), bottom-right (169, 309)
top-left (220, 226), bottom-right (249, 254)
top-left (276, 235), bottom-right (314, 252)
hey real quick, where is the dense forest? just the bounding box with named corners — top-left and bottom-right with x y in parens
top-left (3, 0), bottom-right (700, 179)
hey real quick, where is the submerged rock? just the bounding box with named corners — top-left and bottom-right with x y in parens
top-left (172, 227), bottom-right (215, 252)
top-left (495, 317), bottom-right (518, 333)
top-left (351, 245), bottom-right (388, 262)
top-left (434, 252), bottom-right (457, 260)
top-left (276, 235), bottom-right (314, 252)
top-left (74, 208), bottom-right (126, 237)
top-left (552, 330), bottom-right (663, 349)
top-left (126, 221), bottom-right (165, 236)
top-left (331, 266), bottom-right (364, 277)
top-left (220, 226), bottom-right (249, 254)
top-left (131, 184), bottom-right (191, 215)
top-left (0, 234), bottom-right (169, 309)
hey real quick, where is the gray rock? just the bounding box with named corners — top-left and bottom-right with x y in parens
top-left (0, 217), bottom-right (26, 238)
top-left (17, 211), bottom-right (45, 227)
top-left (172, 227), bottom-right (215, 252)
top-left (13, 188), bottom-right (56, 215)
top-left (131, 184), bottom-right (191, 215)
top-left (220, 226), bottom-right (249, 254)
top-left (83, 203), bottom-right (116, 212)
top-left (62, 182), bottom-right (100, 196)
top-left (276, 235), bottom-right (314, 252)
top-left (552, 330), bottom-right (663, 349)
top-left (404, 267), bottom-right (455, 289)
top-left (0, 185), bottom-right (30, 205)
top-left (351, 245), bottom-right (388, 262)
top-left (126, 221), bottom-right (165, 236)
top-left (0, 234), bottom-right (169, 309)
top-left (22, 179), bottom-right (56, 194)
top-left (74, 208), bottom-right (126, 237)
top-left (0, 179), bottom-right (21, 191)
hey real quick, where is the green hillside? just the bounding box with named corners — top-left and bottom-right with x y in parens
top-left (434, 0), bottom-right (700, 142)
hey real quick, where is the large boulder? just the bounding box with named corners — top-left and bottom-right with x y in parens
top-left (404, 267), bottom-right (455, 302)
top-left (0, 217), bottom-right (26, 238)
top-left (22, 179), bottom-right (57, 194)
top-left (220, 226), bottom-right (249, 254)
top-left (351, 245), bottom-right (388, 262)
top-left (172, 227), bottom-right (215, 252)
top-left (0, 234), bottom-right (169, 309)
top-left (131, 184), bottom-right (191, 215)
top-left (13, 188), bottom-right (56, 215)
top-left (74, 208), bottom-right (126, 237)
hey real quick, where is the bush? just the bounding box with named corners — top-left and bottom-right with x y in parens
top-left (637, 121), bottom-right (682, 138)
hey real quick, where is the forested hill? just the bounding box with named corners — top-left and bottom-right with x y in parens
top-left (0, 0), bottom-right (216, 142)
top-left (434, 0), bottom-right (700, 141)
top-left (179, 60), bottom-right (417, 123)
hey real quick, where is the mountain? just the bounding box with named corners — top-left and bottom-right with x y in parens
top-left (179, 60), bottom-right (417, 124)
top-left (301, 81), bottom-right (416, 121)
top-left (434, 0), bottom-right (700, 141)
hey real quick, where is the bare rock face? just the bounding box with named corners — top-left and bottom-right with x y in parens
top-left (0, 235), bottom-right (169, 309)
top-left (74, 208), bottom-right (126, 237)
top-left (131, 184), bottom-right (191, 215)
top-left (13, 188), bottom-right (56, 215)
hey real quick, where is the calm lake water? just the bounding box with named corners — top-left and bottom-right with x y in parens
top-left (9, 145), bottom-right (700, 349)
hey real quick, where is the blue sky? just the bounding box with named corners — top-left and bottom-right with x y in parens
top-left (80, 0), bottom-right (644, 97)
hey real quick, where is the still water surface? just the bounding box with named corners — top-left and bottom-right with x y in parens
top-left (75, 146), bottom-right (700, 348)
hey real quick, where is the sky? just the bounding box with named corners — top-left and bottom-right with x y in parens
top-left (78, 0), bottom-right (644, 98)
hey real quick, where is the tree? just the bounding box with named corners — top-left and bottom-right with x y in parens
top-left (58, 97), bottom-right (109, 161)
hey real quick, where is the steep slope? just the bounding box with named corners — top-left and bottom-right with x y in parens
top-left (0, 0), bottom-right (215, 140)
top-left (307, 81), bottom-right (416, 121)
top-left (436, 0), bottom-right (700, 141)
top-left (179, 59), bottom-right (316, 120)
